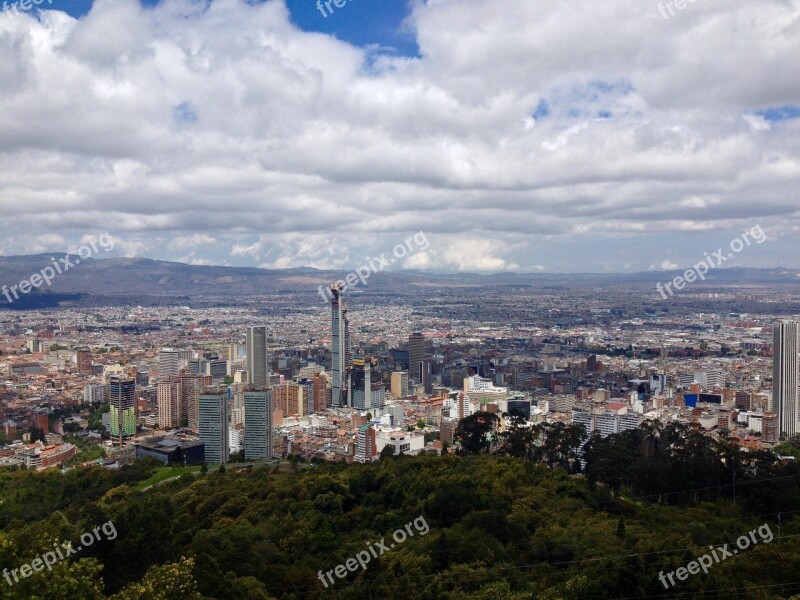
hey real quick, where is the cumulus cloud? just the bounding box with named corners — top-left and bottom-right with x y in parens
top-left (0, 0), bottom-right (798, 272)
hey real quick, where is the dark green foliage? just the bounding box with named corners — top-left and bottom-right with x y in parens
top-left (0, 433), bottom-right (799, 599)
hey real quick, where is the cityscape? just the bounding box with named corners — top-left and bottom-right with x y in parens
top-left (3, 278), bottom-right (800, 471)
top-left (2, 0), bottom-right (800, 597)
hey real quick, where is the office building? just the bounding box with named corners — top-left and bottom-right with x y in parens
top-left (330, 284), bottom-right (351, 407)
top-left (110, 377), bottom-right (136, 445)
top-left (391, 371), bottom-right (409, 399)
top-left (773, 321), bottom-right (799, 439)
top-left (199, 393), bottom-right (229, 465)
top-left (246, 326), bottom-right (270, 387)
top-left (408, 333), bottom-right (425, 384)
top-left (244, 389), bottom-right (273, 460)
top-left (135, 437), bottom-right (205, 466)
top-left (735, 391), bottom-right (753, 411)
top-left (351, 356), bottom-right (379, 410)
top-left (205, 359), bottom-right (228, 383)
top-left (159, 349), bottom-right (180, 379)
top-left (507, 399), bottom-right (532, 419)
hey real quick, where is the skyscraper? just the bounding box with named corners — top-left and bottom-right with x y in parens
top-left (159, 349), bottom-right (180, 379)
top-left (199, 392), bottom-right (229, 465)
top-left (110, 377), bottom-right (136, 446)
top-left (244, 389), bottom-right (273, 460)
top-left (352, 357), bottom-right (385, 410)
top-left (408, 333), bottom-right (425, 385)
top-left (246, 326), bottom-right (270, 387)
top-left (330, 283), bottom-right (351, 407)
top-left (773, 321), bottom-right (799, 439)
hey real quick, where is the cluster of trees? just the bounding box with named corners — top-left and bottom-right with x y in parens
top-left (0, 426), bottom-right (799, 598)
top-left (456, 412), bottom-right (800, 513)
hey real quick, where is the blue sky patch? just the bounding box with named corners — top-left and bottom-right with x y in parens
top-left (756, 105), bottom-right (800, 122)
top-left (285, 0), bottom-right (419, 58)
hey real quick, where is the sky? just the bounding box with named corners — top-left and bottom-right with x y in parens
top-left (0, 0), bottom-right (799, 274)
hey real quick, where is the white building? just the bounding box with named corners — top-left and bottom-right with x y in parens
top-left (375, 428), bottom-right (425, 457)
top-left (464, 375), bottom-right (508, 394)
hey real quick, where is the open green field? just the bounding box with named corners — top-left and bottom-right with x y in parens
top-left (134, 465), bottom-right (202, 491)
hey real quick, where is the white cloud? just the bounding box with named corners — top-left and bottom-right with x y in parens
top-left (660, 260), bottom-right (679, 270)
top-left (0, 0), bottom-right (798, 271)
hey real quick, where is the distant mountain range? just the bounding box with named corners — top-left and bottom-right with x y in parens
top-left (0, 254), bottom-right (798, 307)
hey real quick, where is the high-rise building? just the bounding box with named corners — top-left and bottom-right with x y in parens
top-left (408, 333), bottom-right (425, 384)
top-left (179, 373), bottom-right (205, 431)
top-left (76, 349), bottom-right (92, 375)
top-left (246, 326), bottom-right (270, 387)
top-left (159, 349), bottom-right (180, 379)
top-left (312, 373), bottom-right (328, 413)
top-left (420, 360), bottom-right (433, 394)
top-left (391, 371), bottom-right (409, 399)
top-left (157, 373), bottom-right (204, 430)
top-left (157, 380), bottom-right (180, 429)
top-left (199, 393), bottom-right (229, 465)
top-left (273, 383), bottom-right (304, 417)
top-left (330, 284), bottom-right (351, 407)
top-left (773, 321), bottom-right (799, 439)
top-left (205, 359), bottom-right (228, 383)
top-left (110, 377), bottom-right (136, 445)
top-left (352, 356), bottom-right (378, 410)
top-left (735, 391), bottom-right (753, 411)
top-left (83, 383), bottom-right (108, 405)
top-left (355, 424), bottom-right (377, 463)
top-left (763, 412), bottom-right (780, 445)
top-left (244, 389), bottom-right (273, 460)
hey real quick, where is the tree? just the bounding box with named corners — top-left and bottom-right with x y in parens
top-left (455, 412), bottom-right (500, 455)
top-left (380, 444), bottom-right (395, 459)
top-left (111, 556), bottom-right (205, 600)
top-left (500, 412), bottom-right (533, 458)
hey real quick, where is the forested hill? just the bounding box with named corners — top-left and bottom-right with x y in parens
top-left (1, 449), bottom-right (799, 599)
